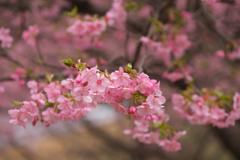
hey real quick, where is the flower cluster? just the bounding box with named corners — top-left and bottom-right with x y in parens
top-left (124, 111), bottom-right (186, 152)
top-left (216, 49), bottom-right (240, 60)
top-left (10, 68), bottom-right (26, 86)
top-left (140, 34), bottom-right (191, 66)
top-left (67, 18), bottom-right (106, 47)
top-left (67, 0), bottom-right (127, 47)
top-left (172, 91), bottom-right (240, 128)
top-left (105, 0), bottom-right (127, 29)
top-left (162, 66), bottom-right (192, 83)
top-left (8, 61), bottom-right (185, 151)
top-left (0, 27), bottom-right (13, 48)
top-left (22, 25), bottom-right (40, 46)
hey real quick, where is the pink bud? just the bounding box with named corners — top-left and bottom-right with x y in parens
top-left (128, 106), bottom-right (137, 114)
top-left (46, 121), bottom-right (50, 127)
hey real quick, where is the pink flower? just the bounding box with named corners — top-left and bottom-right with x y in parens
top-left (146, 95), bottom-right (165, 110)
top-left (59, 111), bottom-right (75, 122)
top-left (31, 93), bottom-right (46, 105)
top-left (172, 34), bottom-right (191, 60)
top-left (0, 27), bottom-right (13, 48)
top-left (67, 19), bottom-right (106, 37)
top-left (0, 86), bottom-right (5, 96)
top-left (27, 80), bottom-right (38, 94)
top-left (105, 0), bottom-right (127, 28)
top-left (61, 78), bottom-right (75, 90)
top-left (160, 140), bottom-right (181, 152)
top-left (10, 68), bottom-right (26, 86)
top-left (22, 25), bottom-right (40, 46)
top-left (8, 108), bottom-right (33, 128)
top-left (181, 11), bottom-right (191, 21)
top-left (135, 73), bottom-right (154, 94)
top-left (72, 86), bottom-right (92, 103)
top-left (110, 67), bottom-right (131, 87)
top-left (109, 101), bottom-right (127, 114)
top-left (44, 82), bottom-right (61, 103)
top-left (91, 73), bottom-right (110, 92)
top-left (57, 96), bottom-right (73, 113)
top-left (163, 71), bottom-right (184, 82)
top-left (81, 66), bottom-right (98, 84)
top-left (137, 5), bottom-right (153, 18)
top-left (22, 101), bottom-right (39, 116)
top-left (42, 108), bottom-right (59, 124)
top-left (215, 50), bottom-right (225, 58)
top-left (128, 106), bottom-right (137, 114)
top-left (72, 107), bottom-right (92, 120)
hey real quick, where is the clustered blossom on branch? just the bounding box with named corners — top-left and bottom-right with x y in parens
top-left (0, 27), bottom-right (13, 48)
top-left (105, 0), bottom-right (127, 29)
top-left (10, 68), bottom-right (26, 86)
top-left (67, 18), bottom-right (106, 47)
top-left (172, 90), bottom-right (240, 128)
top-left (66, 0), bottom-right (126, 47)
top-left (215, 41), bottom-right (240, 60)
top-left (22, 25), bottom-right (40, 46)
top-left (8, 61), bottom-right (185, 152)
top-left (140, 34), bottom-right (191, 66)
top-left (124, 111), bottom-right (187, 152)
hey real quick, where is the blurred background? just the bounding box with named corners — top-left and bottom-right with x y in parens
top-left (1, 0), bottom-right (240, 160)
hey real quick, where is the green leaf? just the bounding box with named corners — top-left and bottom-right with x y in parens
top-left (123, 1), bottom-right (137, 12)
top-left (126, 114), bottom-right (131, 120)
top-left (60, 58), bottom-right (73, 67)
top-left (75, 62), bottom-right (87, 70)
top-left (148, 18), bottom-right (163, 32)
top-left (64, 5), bottom-right (78, 18)
top-left (44, 101), bottom-right (54, 107)
top-left (46, 72), bottom-right (54, 83)
top-left (63, 93), bottom-right (71, 98)
top-left (11, 101), bottom-right (22, 107)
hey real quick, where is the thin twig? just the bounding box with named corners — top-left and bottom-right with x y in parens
top-left (36, 40), bottom-right (47, 66)
top-left (0, 73), bottom-right (67, 82)
top-left (200, 1), bottom-right (231, 43)
top-left (0, 48), bottom-right (24, 67)
top-left (109, 26), bottom-right (141, 38)
top-left (138, 54), bottom-right (147, 74)
top-left (132, 0), bottom-right (170, 68)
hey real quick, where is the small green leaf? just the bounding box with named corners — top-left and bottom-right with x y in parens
top-left (123, 1), bottom-right (137, 12)
top-left (46, 72), bottom-right (54, 83)
top-left (44, 101), bottom-right (54, 107)
top-left (63, 93), bottom-right (71, 98)
top-left (11, 101), bottom-right (22, 107)
top-left (60, 58), bottom-right (73, 67)
top-left (126, 114), bottom-right (131, 120)
top-left (64, 6), bottom-right (78, 18)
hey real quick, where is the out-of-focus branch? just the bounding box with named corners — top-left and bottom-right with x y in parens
top-left (82, 119), bottom-right (174, 160)
top-left (132, 0), bottom-right (172, 68)
top-left (0, 73), bottom-right (67, 82)
top-left (199, 1), bottom-right (231, 43)
top-left (138, 54), bottom-right (147, 74)
top-left (0, 48), bottom-right (24, 67)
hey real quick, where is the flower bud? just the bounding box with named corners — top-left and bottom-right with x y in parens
top-left (128, 106), bottom-right (136, 114)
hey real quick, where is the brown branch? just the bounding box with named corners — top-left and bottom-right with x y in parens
top-left (0, 48), bottom-right (24, 67)
top-left (132, 0), bottom-right (172, 68)
top-left (0, 73), bottom-right (67, 82)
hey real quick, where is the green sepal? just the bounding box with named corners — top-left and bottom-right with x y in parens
top-left (60, 58), bottom-right (73, 67)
